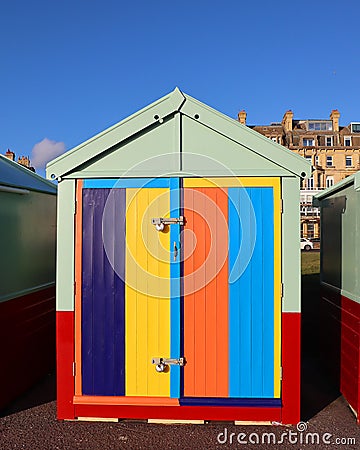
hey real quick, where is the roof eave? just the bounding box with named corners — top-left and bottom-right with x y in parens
top-left (46, 87), bottom-right (186, 179)
top-left (179, 92), bottom-right (311, 178)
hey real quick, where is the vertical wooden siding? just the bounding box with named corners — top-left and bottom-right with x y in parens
top-left (182, 179), bottom-right (280, 399)
top-left (228, 187), bottom-right (275, 398)
top-left (125, 188), bottom-right (171, 397)
top-left (183, 187), bottom-right (229, 397)
top-left (81, 188), bottom-right (126, 396)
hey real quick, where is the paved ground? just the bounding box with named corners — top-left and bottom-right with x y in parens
top-left (0, 379), bottom-right (359, 449)
top-left (1, 272), bottom-right (359, 449)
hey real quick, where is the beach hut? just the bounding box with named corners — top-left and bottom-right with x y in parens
top-left (315, 174), bottom-right (360, 423)
top-left (47, 89), bottom-right (310, 424)
top-left (0, 155), bottom-right (57, 410)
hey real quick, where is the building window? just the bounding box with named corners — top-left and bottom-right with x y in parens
top-left (351, 123), bottom-right (360, 133)
top-left (315, 155), bottom-right (319, 165)
top-left (346, 155), bottom-right (353, 167)
top-left (306, 177), bottom-right (314, 189)
top-left (303, 138), bottom-right (315, 146)
top-left (326, 176), bottom-right (334, 188)
top-left (344, 136), bottom-right (352, 146)
top-left (307, 223), bottom-right (315, 239)
top-left (317, 173), bottom-right (322, 188)
top-left (308, 121), bottom-right (332, 131)
top-left (326, 156), bottom-right (333, 167)
top-left (305, 156), bottom-right (312, 163)
top-left (325, 136), bottom-right (333, 146)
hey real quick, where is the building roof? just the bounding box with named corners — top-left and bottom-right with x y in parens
top-left (0, 155), bottom-right (57, 194)
top-left (46, 88), bottom-right (311, 180)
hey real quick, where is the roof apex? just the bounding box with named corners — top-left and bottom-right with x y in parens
top-left (46, 89), bottom-right (311, 180)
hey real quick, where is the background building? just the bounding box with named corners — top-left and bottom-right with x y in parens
top-left (4, 149), bottom-right (35, 172)
top-left (238, 110), bottom-right (360, 238)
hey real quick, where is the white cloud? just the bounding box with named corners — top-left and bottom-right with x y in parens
top-left (31, 138), bottom-right (66, 170)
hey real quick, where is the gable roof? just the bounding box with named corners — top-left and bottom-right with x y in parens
top-left (0, 155), bottom-right (57, 194)
top-left (46, 88), bottom-right (311, 180)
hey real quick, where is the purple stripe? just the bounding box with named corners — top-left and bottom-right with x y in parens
top-left (179, 398), bottom-right (281, 407)
top-left (82, 188), bottom-right (125, 395)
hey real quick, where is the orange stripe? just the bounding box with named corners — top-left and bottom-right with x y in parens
top-left (205, 188), bottom-right (217, 395)
top-left (194, 188), bottom-right (206, 396)
top-left (73, 396), bottom-right (179, 406)
top-left (75, 179), bottom-right (83, 395)
top-left (183, 187), bottom-right (229, 397)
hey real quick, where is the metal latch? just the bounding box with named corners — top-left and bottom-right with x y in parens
top-left (151, 357), bottom-right (185, 373)
top-left (152, 216), bottom-right (184, 231)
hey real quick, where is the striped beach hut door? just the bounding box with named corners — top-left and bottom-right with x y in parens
top-left (76, 178), bottom-right (181, 401)
top-left (181, 178), bottom-right (282, 404)
top-left (76, 177), bottom-right (281, 404)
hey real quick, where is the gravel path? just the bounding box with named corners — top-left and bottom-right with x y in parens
top-left (0, 372), bottom-right (359, 450)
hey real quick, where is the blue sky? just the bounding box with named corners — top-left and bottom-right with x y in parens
top-left (1, 0), bottom-right (359, 176)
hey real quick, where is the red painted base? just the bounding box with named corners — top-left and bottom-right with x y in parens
top-left (0, 286), bottom-right (55, 410)
top-left (75, 404), bottom-right (281, 421)
top-left (341, 295), bottom-right (360, 422)
top-left (320, 285), bottom-right (360, 424)
top-left (57, 311), bottom-right (300, 423)
top-left (281, 312), bottom-right (301, 424)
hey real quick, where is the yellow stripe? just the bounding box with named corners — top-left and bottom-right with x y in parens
top-left (125, 188), bottom-right (171, 396)
top-left (183, 177), bottom-right (280, 188)
top-left (273, 179), bottom-right (282, 398)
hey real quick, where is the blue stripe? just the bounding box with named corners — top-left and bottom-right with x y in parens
top-left (228, 187), bottom-right (275, 398)
top-left (239, 189), bottom-right (253, 397)
top-left (179, 397), bottom-right (281, 407)
top-left (250, 188), bottom-right (264, 397)
top-left (170, 178), bottom-right (181, 398)
top-left (261, 188), bottom-right (275, 397)
top-left (83, 178), bottom-right (170, 189)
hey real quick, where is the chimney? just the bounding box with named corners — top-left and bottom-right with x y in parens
top-left (5, 149), bottom-right (15, 161)
top-left (17, 156), bottom-right (31, 168)
top-left (237, 110), bottom-right (247, 125)
top-left (330, 109), bottom-right (340, 132)
top-left (282, 110), bottom-right (293, 132)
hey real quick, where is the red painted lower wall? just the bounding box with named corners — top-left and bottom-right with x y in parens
top-left (57, 311), bottom-right (301, 423)
top-left (341, 295), bottom-right (360, 421)
top-left (0, 286), bottom-right (55, 411)
top-left (74, 404), bottom-right (281, 422)
top-left (320, 284), bottom-right (360, 423)
top-left (57, 311), bottom-right (75, 419)
top-left (281, 312), bottom-right (301, 425)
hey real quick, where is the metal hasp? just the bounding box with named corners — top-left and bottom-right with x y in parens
top-left (152, 357), bottom-right (185, 373)
top-left (151, 216), bottom-right (184, 231)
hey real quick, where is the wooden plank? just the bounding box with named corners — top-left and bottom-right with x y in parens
top-left (183, 187), bottom-right (229, 397)
top-left (76, 417), bottom-right (119, 422)
top-left (74, 179), bottom-right (83, 396)
top-left (148, 419), bottom-right (204, 425)
top-left (125, 187), bottom-right (171, 396)
top-left (234, 421), bottom-right (273, 426)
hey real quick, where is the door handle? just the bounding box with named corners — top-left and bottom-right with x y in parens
top-left (152, 216), bottom-right (185, 231)
top-left (152, 357), bottom-right (185, 373)
top-left (173, 242), bottom-right (178, 261)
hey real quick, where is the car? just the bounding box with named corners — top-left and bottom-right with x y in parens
top-left (301, 238), bottom-right (313, 251)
